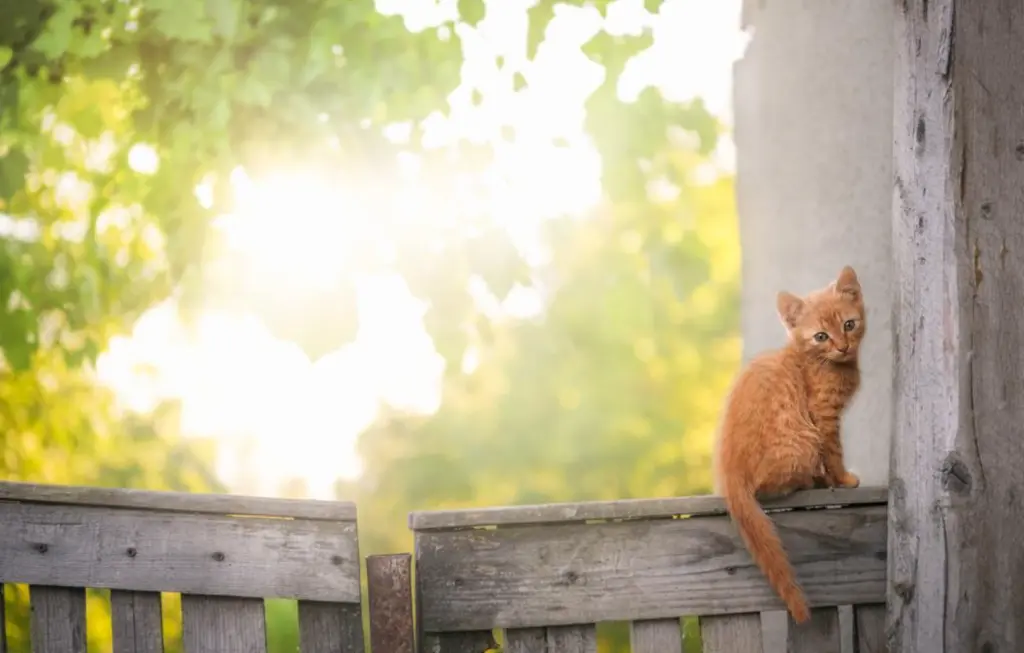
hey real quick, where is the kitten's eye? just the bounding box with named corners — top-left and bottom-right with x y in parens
top-left (843, 319), bottom-right (856, 332)
top-left (813, 332), bottom-right (829, 343)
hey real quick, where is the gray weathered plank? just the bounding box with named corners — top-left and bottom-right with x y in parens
top-left (29, 586), bottom-right (86, 653)
top-left (853, 604), bottom-right (885, 653)
top-left (630, 618), bottom-right (682, 653)
top-left (0, 501), bottom-right (359, 602)
top-left (891, 0), bottom-right (1024, 652)
top-left (504, 628), bottom-right (545, 653)
top-left (547, 625), bottom-right (596, 653)
top-left (700, 613), bottom-right (762, 653)
top-left (421, 631), bottom-right (496, 653)
top-left (297, 601), bottom-right (364, 653)
top-left (181, 595), bottom-right (267, 653)
top-left (367, 554), bottom-right (414, 653)
top-left (0, 481), bottom-right (355, 521)
top-left (416, 505), bottom-right (885, 630)
top-left (788, 607), bottom-right (840, 653)
top-left (111, 591), bottom-right (164, 653)
top-left (410, 487), bottom-right (887, 530)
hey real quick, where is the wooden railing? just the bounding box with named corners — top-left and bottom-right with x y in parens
top-left (0, 482), bottom-right (888, 652)
top-left (410, 487), bottom-right (889, 653)
top-left (0, 482), bottom-right (363, 653)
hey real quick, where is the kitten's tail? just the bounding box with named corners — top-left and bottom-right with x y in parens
top-left (723, 477), bottom-right (810, 623)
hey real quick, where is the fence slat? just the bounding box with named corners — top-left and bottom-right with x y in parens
top-left (0, 501), bottom-right (359, 602)
top-left (700, 613), bottom-right (762, 653)
top-left (547, 625), bottom-right (597, 653)
top-left (787, 607), bottom-right (841, 653)
top-left (422, 631), bottom-right (497, 653)
top-left (111, 591), bottom-right (164, 653)
top-left (367, 554), bottom-right (414, 653)
top-left (630, 618), bottom-right (682, 653)
top-left (297, 601), bottom-right (363, 653)
top-left (29, 586), bottom-right (86, 653)
top-left (853, 604), bottom-right (886, 653)
top-left (505, 628), bottom-right (545, 653)
top-left (181, 595), bottom-right (267, 653)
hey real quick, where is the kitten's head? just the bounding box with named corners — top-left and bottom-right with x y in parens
top-left (776, 266), bottom-right (866, 363)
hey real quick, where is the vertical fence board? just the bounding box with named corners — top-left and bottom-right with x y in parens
top-left (853, 604), bottom-right (886, 653)
top-left (700, 613), bottom-right (762, 653)
top-left (505, 628), bottom-right (546, 653)
top-left (367, 554), bottom-right (414, 653)
top-left (181, 595), bottom-right (267, 653)
top-left (111, 591), bottom-right (164, 653)
top-left (422, 631), bottom-right (496, 653)
top-left (297, 602), bottom-right (363, 653)
top-left (29, 586), bottom-right (86, 653)
top-left (630, 618), bottom-right (682, 653)
top-left (547, 625), bottom-right (597, 653)
top-left (787, 607), bottom-right (841, 653)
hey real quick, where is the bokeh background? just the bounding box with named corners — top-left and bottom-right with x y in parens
top-left (0, 0), bottom-right (749, 650)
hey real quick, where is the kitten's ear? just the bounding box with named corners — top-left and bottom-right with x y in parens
top-left (777, 291), bottom-right (805, 329)
top-left (835, 265), bottom-right (861, 300)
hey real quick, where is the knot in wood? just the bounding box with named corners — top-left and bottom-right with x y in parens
top-left (1015, 142), bottom-right (1024, 161)
top-left (940, 455), bottom-right (972, 494)
top-left (33, 542), bottom-right (48, 554)
top-left (331, 555), bottom-right (345, 566)
top-left (212, 551), bottom-right (226, 562)
top-left (126, 547), bottom-right (138, 558)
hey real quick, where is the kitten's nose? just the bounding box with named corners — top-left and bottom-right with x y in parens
top-left (838, 344), bottom-right (850, 353)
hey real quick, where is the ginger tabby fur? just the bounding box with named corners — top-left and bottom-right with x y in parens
top-left (714, 266), bottom-right (865, 624)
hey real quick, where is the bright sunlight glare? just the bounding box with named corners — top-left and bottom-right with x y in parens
top-left (97, 0), bottom-right (747, 499)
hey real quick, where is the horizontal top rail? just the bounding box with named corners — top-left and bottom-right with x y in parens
top-left (0, 481), bottom-right (356, 522)
top-left (409, 486), bottom-right (888, 531)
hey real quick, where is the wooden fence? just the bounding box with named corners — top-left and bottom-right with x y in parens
top-left (0, 482), bottom-right (888, 652)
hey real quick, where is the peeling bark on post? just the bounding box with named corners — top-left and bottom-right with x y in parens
top-left (890, 0), bottom-right (1024, 651)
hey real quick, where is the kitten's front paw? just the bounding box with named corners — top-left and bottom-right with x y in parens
top-left (839, 472), bottom-right (860, 488)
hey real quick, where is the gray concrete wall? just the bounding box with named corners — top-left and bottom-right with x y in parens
top-left (734, 0), bottom-right (895, 488)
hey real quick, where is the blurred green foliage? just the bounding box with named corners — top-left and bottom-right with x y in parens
top-left (0, 0), bottom-right (739, 651)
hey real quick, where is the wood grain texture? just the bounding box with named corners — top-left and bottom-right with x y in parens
top-left (30, 586), bottom-right (86, 653)
top-left (547, 625), bottom-right (596, 653)
top-left (367, 554), bottom-right (414, 653)
top-left (788, 607), bottom-right (840, 653)
top-left (410, 487), bottom-right (887, 530)
top-left (853, 604), bottom-right (885, 653)
top-left (421, 631), bottom-right (496, 653)
top-left (0, 501), bottom-right (359, 602)
top-left (891, 0), bottom-right (1024, 652)
top-left (416, 505), bottom-right (885, 630)
top-left (630, 619), bottom-right (682, 653)
top-left (0, 481), bottom-right (355, 521)
top-left (181, 595), bottom-right (267, 653)
top-left (111, 591), bottom-right (164, 653)
top-left (700, 613), bottom-right (762, 653)
top-left (504, 628), bottom-right (545, 653)
top-left (297, 602), bottom-right (364, 653)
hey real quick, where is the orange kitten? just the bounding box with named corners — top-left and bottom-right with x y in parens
top-left (714, 266), bottom-right (865, 623)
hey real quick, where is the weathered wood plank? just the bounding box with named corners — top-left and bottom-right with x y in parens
top-left (29, 586), bottom-right (86, 653)
top-left (421, 631), bottom-right (496, 653)
top-left (0, 481), bottom-right (354, 521)
top-left (0, 501), bottom-right (359, 602)
top-left (853, 604), bottom-right (885, 653)
top-left (181, 595), bottom-right (267, 653)
top-left (630, 618), bottom-right (682, 653)
top-left (410, 487), bottom-right (887, 530)
top-left (111, 591), bottom-right (164, 653)
top-left (891, 0), bottom-right (1024, 652)
top-left (504, 628), bottom-right (545, 653)
top-left (367, 554), bottom-right (414, 653)
top-left (788, 607), bottom-right (840, 653)
top-left (416, 505), bottom-right (885, 631)
top-left (700, 613), bottom-right (762, 653)
top-left (547, 625), bottom-right (596, 653)
top-left (297, 601), bottom-right (364, 653)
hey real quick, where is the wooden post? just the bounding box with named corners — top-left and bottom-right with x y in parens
top-left (890, 0), bottom-right (1024, 651)
top-left (366, 554), bottom-right (415, 653)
